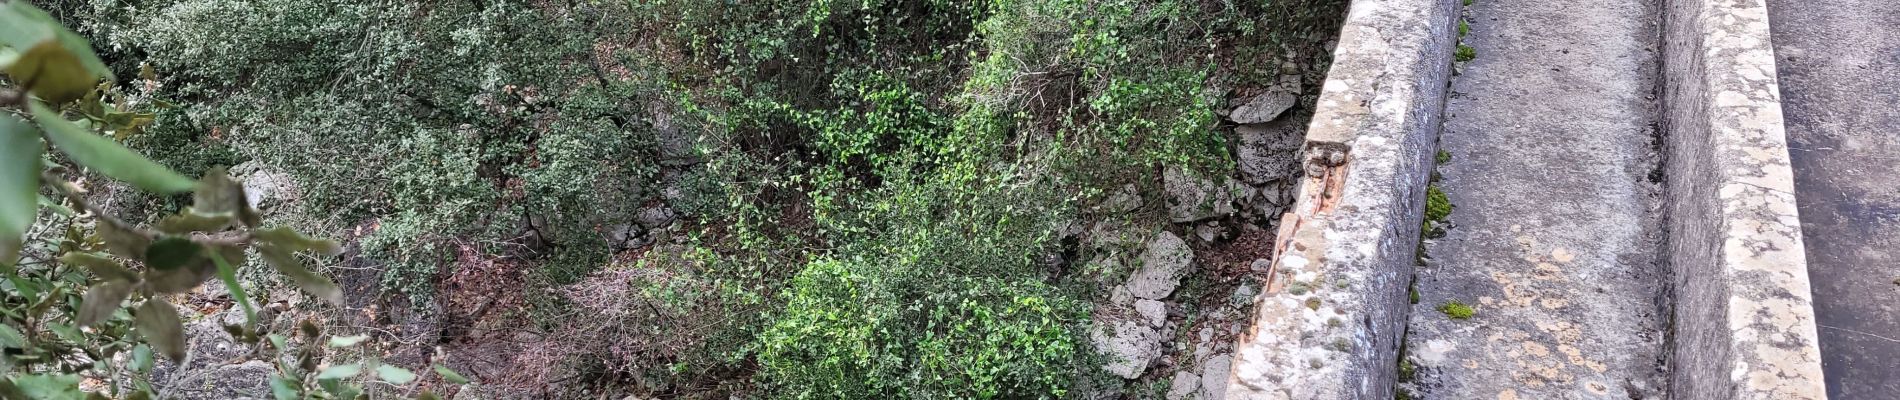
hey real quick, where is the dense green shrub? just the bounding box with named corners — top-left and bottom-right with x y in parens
top-left (757, 260), bottom-right (1082, 399)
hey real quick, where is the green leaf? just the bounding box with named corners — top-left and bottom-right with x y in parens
top-left (154, 210), bottom-right (235, 234)
top-left (0, 115), bottom-right (39, 266)
top-left (143, 236), bottom-right (201, 270)
top-left (375, 364), bottom-right (417, 385)
top-left (315, 363), bottom-right (362, 380)
top-left (130, 344), bottom-right (153, 373)
top-left (434, 364), bottom-right (471, 384)
top-left (327, 335), bottom-right (369, 347)
top-left (30, 102), bottom-right (194, 193)
top-left (260, 244), bottom-right (342, 305)
top-left (142, 243), bottom-right (229, 294)
top-left (269, 375), bottom-right (299, 400)
top-left (35, 194), bottom-right (72, 217)
top-left (77, 280), bottom-right (131, 327)
top-left (317, 378), bottom-right (362, 399)
top-left (0, 324), bottom-right (25, 348)
top-left (8, 373), bottom-right (84, 400)
top-left (194, 168), bottom-right (260, 227)
top-left (0, 2), bottom-right (112, 104)
top-left (45, 323), bottom-right (79, 343)
top-left (9, 276), bottom-right (40, 299)
top-left (95, 217), bottom-right (151, 260)
top-left (207, 248), bottom-right (256, 327)
top-left (135, 299), bottom-right (187, 362)
top-left (60, 252), bottom-right (138, 282)
top-left (254, 227), bottom-right (342, 256)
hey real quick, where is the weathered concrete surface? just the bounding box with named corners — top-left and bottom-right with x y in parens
top-left (1222, 0), bottom-right (1457, 397)
top-left (1658, 0), bottom-right (1828, 398)
top-left (1766, 0), bottom-right (1900, 397)
top-left (1404, 0), bottom-right (1670, 398)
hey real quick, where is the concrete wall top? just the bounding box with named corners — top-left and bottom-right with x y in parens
top-left (1224, 0), bottom-right (1458, 398)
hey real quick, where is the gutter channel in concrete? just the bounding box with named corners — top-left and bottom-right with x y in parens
top-left (1222, 0), bottom-right (1828, 397)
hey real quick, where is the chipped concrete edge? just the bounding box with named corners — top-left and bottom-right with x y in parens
top-left (1659, 0), bottom-right (1828, 398)
top-left (1224, 0), bottom-right (1458, 398)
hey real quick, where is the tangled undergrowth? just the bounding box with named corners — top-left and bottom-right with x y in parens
top-left (15, 0), bottom-right (1351, 397)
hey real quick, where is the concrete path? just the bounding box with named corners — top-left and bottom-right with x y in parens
top-left (1767, 1), bottom-right (1900, 397)
top-left (1403, 0), bottom-right (1669, 398)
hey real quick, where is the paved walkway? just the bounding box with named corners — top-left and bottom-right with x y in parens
top-left (1767, 1), bottom-right (1900, 396)
top-left (1403, 0), bottom-right (1669, 398)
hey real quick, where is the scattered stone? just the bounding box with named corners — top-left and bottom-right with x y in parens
top-left (1200, 353), bottom-right (1233, 399)
top-left (1232, 282), bottom-right (1259, 305)
top-left (651, 103), bottom-right (697, 167)
top-left (1092, 319), bottom-right (1166, 379)
top-left (1125, 231), bottom-right (1194, 300)
top-left (1167, 371), bottom-right (1202, 400)
top-left (232, 162), bottom-right (297, 211)
top-left (607, 223), bottom-right (643, 250)
top-left (1250, 258), bottom-right (1272, 273)
top-left (1089, 221), bottom-right (1145, 251)
top-left (1135, 299), bottom-right (1168, 327)
top-left (1195, 221), bottom-right (1223, 242)
top-left (1110, 284), bottom-right (1135, 306)
top-left (1228, 76), bottom-right (1302, 124)
top-left (1102, 184), bottom-right (1143, 213)
top-left (1165, 168), bottom-right (1240, 223)
top-left (635, 206), bottom-right (676, 229)
top-left (1235, 118), bottom-right (1305, 185)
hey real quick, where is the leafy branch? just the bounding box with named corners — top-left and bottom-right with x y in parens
top-left (0, 1), bottom-right (468, 398)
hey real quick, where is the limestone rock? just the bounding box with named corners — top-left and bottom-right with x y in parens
top-left (1101, 184), bottom-right (1143, 213)
top-left (1195, 221), bottom-right (1224, 243)
top-left (1165, 168), bottom-right (1240, 223)
top-left (1228, 76), bottom-right (1302, 124)
top-left (607, 223), bottom-right (642, 250)
top-left (1235, 119), bottom-right (1304, 185)
top-left (1167, 371), bottom-right (1202, 400)
top-left (635, 206), bottom-right (676, 229)
top-left (232, 162), bottom-right (297, 211)
top-left (1200, 354), bottom-right (1233, 399)
top-left (1135, 299), bottom-right (1168, 327)
top-left (1092, 318), bottom-right (1165, 379)
top-left (1125, 231), bottom-right (1193, 300)
top-left (1232, 282), bottom-right (1259, 306)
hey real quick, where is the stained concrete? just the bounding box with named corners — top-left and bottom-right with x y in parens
top-left (1223, 0), bottom-right (1458, 397)
top-left (1767, 0), bottom-right (1900, 396)
top-left (1404, 0), bottom-right (1669, 398)
top-left (1658, 0), bottom-right (1825, 397)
